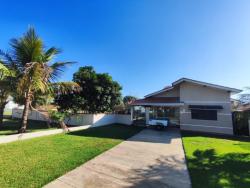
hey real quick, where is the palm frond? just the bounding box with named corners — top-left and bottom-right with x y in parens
top-left (0, 49), bottom-right (14, 64)
top-left (1, 27), bottom-right (76, 109)
top-left (49, 61), bottom-right (76, 81)
top-left (0, 62), bottom-right (17, 79)
top-left (0, 49), bottom-right (20, 71)
top-left (44, 47), bottom-right (61, 61)
top-left (9, 27), bottom-right (43, 65)
top-left (0, 62), bottom-right (10, 75)
top-left (17, 62), bottom-right (48, 94)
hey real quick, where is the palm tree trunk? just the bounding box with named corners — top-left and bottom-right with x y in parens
top-left (0, 104), bottom-right (5, 128)
top-left (19, 91), bottom-right (32, 133)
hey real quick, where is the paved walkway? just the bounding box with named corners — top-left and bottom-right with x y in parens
top-left (0, 125), bottom-right (91, 144)
top-left (45, 128), bottom-right (191, 188)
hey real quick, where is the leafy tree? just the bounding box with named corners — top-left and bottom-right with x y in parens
top-left (114, 95), bottom-right (137, 114)
top-left (54, 91), bottom-right (83, 113)
top-left (55, 66), bottom-right (122, 113)
top-left (123, 95), bottom-right (137, 105)
top-left (0, 63), bottom-right (16, 127)
top-left (0, 27), bottom-right (75, 132)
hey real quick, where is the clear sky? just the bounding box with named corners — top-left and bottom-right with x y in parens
top-left (0, 0), bottom-right (249, 97)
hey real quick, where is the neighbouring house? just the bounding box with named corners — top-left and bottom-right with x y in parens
top-left (4, 96), bottom-right (22, 115)
top-left (130, 78), bottom-right (242, 135)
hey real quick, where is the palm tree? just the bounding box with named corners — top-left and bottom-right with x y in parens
top-left (0, 63), bottom-right (16, 127)
top-left (0, 27), bottom-right (75, 133)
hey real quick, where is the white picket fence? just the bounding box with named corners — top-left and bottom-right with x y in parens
top-left (12, 108), bottom-right (132, 127)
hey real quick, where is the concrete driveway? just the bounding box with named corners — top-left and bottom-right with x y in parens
top-left (45, 128), bottom-right (191, 188)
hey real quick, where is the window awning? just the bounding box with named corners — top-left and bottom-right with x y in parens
top-left (188, 105), bottom-right (223, 110)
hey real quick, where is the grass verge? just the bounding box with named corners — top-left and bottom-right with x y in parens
top-left (0, 124), bottom-right (142, 188)
top-left (182, 131), bottom-right (250, 188)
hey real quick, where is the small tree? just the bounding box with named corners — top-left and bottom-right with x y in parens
top-left (0, 62), bottom-right (16, 127)
top-left (123, 96), bottom-right (137, 106)
top-left (48, 110), bottom-right (70, 132)
top-left (0, 27), bottom-right (75, 132)
top-left (121, 95), bottom-right (137, 114)
top-left (18, 81), bottom-right (81, 130)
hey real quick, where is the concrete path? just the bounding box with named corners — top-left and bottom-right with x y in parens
top-left (0, 125), bottom-right (91, 144)
top-left (45, 128), bottom-right (191, 188)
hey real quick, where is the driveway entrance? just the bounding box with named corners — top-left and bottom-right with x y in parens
top-left (45, 128), bottom-right (191, 188)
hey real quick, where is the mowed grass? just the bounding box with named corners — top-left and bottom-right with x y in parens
top-left (0, 124), bottom-right (143, 188)
top-left (3, 109), bottom-right (12, 116)
top-left (182, 131), bottom-right (250, 188)
top-left (0, 119), bottom-right (56, 136)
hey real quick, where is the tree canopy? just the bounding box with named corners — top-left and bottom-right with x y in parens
top-left (0, 62), bottom-right (16, 126)
top-left (123, 95), bottom-right (137, 105)
top-left (55, 66), bottom-right (122, 113)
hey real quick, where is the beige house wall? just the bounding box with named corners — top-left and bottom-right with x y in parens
top-left (179, 82), bottom-right (233, 135)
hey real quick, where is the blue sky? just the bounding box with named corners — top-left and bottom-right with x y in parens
top-left (0, 0), bottom-right (249, 97)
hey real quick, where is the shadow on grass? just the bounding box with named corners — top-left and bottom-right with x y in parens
top-left (68, 124), bottom-right (144, 140)
top-left (187, 149), bottom-right (250, 188)
top-left (181, 130), bottom-right (250, 143)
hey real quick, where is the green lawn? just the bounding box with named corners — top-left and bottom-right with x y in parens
top-left (0, 119), bottom-right (57, 136)
top-left (0, 124), bottom-right (142, 188)
top-left (182, 131), bottom-right (250, 188)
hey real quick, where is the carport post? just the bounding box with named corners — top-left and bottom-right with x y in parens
top-left (130, 106), bottom-right (133, 121)
top-left (145, 107), bottom-right (149, 125)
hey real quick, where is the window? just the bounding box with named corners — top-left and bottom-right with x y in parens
top-left (149, 107), bottom-right (179, 120)
top-left (191, 109), bottom-right (217, 120)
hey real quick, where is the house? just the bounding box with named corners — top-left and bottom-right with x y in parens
top-left (130, 78), bottom-right (242, 135)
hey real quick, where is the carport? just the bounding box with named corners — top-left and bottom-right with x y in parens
top-left (130, 97), bottom-right (184, 126)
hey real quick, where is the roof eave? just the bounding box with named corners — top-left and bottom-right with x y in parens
top-left (173, 78), bottom-right (242, 94)
top-left (144, 87), bottom-right (174, 98)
